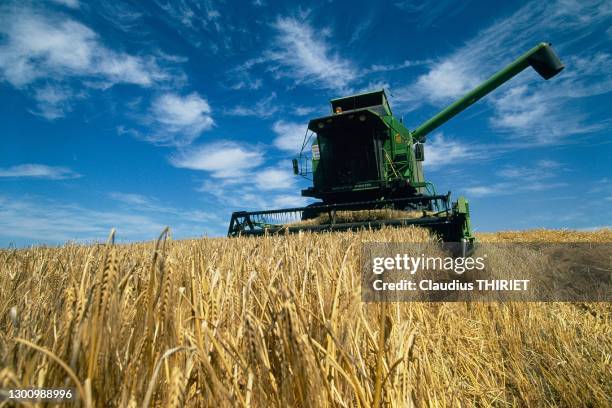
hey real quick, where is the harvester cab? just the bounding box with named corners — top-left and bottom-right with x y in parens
top-left (299, 90), bottom-right (425, 203)
top-left (228, 42), bottom-right (564, 252)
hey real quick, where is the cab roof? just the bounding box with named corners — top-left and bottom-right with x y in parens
top-left (330, 89), bottom-right (392, 116)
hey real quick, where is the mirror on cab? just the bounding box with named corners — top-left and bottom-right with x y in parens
top-left (292, 158), bottom-right (299, 175)
top-left (414, 143), bottom-right (425, 162)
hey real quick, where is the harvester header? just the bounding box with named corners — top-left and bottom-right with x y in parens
top-left (228, 42), bottom-right (564, 252)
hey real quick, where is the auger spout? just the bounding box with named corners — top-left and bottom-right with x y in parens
top-left (411, 42), bottom-right (564, 142)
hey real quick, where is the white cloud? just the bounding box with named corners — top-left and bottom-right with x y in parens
top-left (496, 159), bottom-right (561, 180)
top-left (109, 191), bottom-right (221, 225)
top-left (120, 92), bottom-right (214, 147)
top-left (492, 86), bottom-right (547, 129)
top-left (0, 195), bottom-right (163, 244)
top-left (488, 82), bottom-right (604, 144)
top-left (271, 194), bottom-right (309, 208)
top-left (50, 0), bottom-right (79, 8)
top-left (266, 16), bottom-right (357, 90)
top-left (30, 84), bottom-right (84, 120)
top-left (188, 155), bottom-right (309, 215)
top-left (254, 166), bottom-right (295, 190)
top-left (357, 81), bottom-right (390, 94)
top-left (142, 92), bottom-right (214, 146)
top-left (0, 6), bottom-right (181, 120)
top-left (0, 164), bottom-right (81, 179)
top-left (423, 133), bottom-right (479, 170)
top-left (0, 192), bottom-right (225, 245)
top-left (229, 77), bottom-right (263, 90)
top-left (224, 92), bottom-right (278, 118)
top-left (577, 225), bottom-right (612, 231)
top-left (109, 192), bottom-right (150, 206)
top-left (365, 59), bottom-right (431, 74)
top-left (0, 8), bottom-right (168, 88)
top-left (152, 0), bottom-right (235, 54)
top-left (464, 186), bottom-right (496, 197)
top-left (415, 61), bottom-right (479, 104)
top-left (464, 160), bottom-right (566, 197)
top-left (348, 17), bottom-right (371, 45)
top-left (170, 141), bottom-right (264, 178)
top-left (197, 177), bottom-right (311, 215)
top-left (97, 2), bottom-right (145, 34)
top-left (159, 0), bottom-right (221, 30)
top-left (272, 120), bottom-right (308, 153)
top-left (465, 181), bottom-right (568, 198)
top-left (293, 106), bottom-right (317, 116)
top-left (226, 57), bottom-right (266, 90)
top-left (394, 0), bottom-right (471, 28)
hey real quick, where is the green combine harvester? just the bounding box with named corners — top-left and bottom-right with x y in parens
top-left (228, 43), bottom-right (564, 252)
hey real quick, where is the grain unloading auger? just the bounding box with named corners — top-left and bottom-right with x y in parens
top-left (228, 43), bottom-right (564, 251)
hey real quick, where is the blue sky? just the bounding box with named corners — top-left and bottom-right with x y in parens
top-left (1, 0), bottom-right (611, 246)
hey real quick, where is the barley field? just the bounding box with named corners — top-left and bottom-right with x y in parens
top-left (0, 227), bottom-right (610, 407)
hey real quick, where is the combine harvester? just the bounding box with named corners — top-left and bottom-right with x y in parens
top-left (228, 43), bottom-right (564, 252)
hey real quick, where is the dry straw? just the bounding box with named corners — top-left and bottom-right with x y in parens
top-left (0, 227), bottom-right (610, 406)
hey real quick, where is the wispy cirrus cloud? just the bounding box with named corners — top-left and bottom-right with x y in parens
top-left (0, 192), bottom-right (225, 245)
top-left (267, 16), bottom-right (358, 90)
top-left (198, 178), bottom-right (308, 213)
top-left (108, 192), bottom-right (152, 207)
top-left (495, 159), bottom-right (562, 179)
top-left (30, 84), bottom-right (85, 120)
top-left (394, 0), bottom-right (472, 29)
top-left (155, 0), bottom-right (222, 32)
top-left (348, 17), bottom-right (371, 45)
top-left (465, 180), bottom-right (568, 198)
top-left (0, 164), bottom-right (81, 180)
top-left (0, 194), bottom-right (163, 244)
top-left (464, 160), bottom-right (566, 197)
top-left (292, 106), bottom-right (318, 116)
top-left (49, 0), bottom-right (79, 9)
top-left (489, 52), bottom-right (612, 142)
top-left (224, 92), bottom-right (279, 118)
top-left (0, 4), bottom-right (182, 120)
top-left (152, 0), bottom-right (247, 56)
top-left (109, 191), bottom-right (222, 224)
top-left (364, 59), bottom-right (431, 74)
top-left (0, 7), bottom-right (169, 88)
top-left (233, 15), bottom-right (358, 92)
top-left (226, 57), bottom-right (265, 90)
